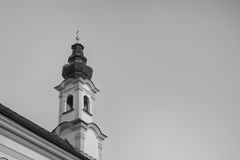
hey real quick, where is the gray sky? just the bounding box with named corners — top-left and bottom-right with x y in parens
top-left (0, 1), bottom-right (240, 160)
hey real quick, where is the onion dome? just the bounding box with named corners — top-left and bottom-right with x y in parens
top-left (62, 43), bottom-right (93, 80)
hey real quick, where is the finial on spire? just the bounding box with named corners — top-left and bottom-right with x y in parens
top-left (76, 30), bottom-right (80, 43)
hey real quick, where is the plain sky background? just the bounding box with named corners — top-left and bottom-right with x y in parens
top-left (0, 1), bottom-right (240, 160)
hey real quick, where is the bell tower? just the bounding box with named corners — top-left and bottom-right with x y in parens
top-left (53, 42), bottom-right (107, 160)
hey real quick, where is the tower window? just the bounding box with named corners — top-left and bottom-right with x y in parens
top-left (65, 95), bottom-right (74, 112)
top-left (83, 95), bottom-right (90, 113)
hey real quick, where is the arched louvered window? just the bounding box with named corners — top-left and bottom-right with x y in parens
top-left (65, 95), bottom-right (73, 112)
top-left (83, 95), bottom-right (90, 113)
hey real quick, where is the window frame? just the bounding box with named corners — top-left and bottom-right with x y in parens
top-left (83, 95), bottom-right (92, 116)
top-left (63, 94), bottom-right (74, 114)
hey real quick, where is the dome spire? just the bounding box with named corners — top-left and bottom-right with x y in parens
top-left (61, 34), bottom-right (93, 80)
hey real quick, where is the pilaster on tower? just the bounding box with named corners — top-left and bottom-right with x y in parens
top-left (53, 42), bottom-right (107, 160)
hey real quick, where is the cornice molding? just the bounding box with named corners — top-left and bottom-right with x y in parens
top-left (55, 77), bottom-right (99, 94)
top-left (87, 123), bottom-right (107, 141)
top-left (52, 119), bottom-right (107, 141)
top-left (0, 143), bottom-right (34, 160)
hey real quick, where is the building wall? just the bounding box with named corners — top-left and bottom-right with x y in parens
top-left (84, 129), bottom-right (99, 159)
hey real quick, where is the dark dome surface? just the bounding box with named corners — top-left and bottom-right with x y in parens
top-left (62, 43), bottom-right (93, 80)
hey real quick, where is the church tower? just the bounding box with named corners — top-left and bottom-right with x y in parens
top-left (53, 42), bottom-right (107, 160)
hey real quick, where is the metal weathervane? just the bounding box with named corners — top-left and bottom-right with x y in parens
top-left (76, 30), bottom-right (80, 43)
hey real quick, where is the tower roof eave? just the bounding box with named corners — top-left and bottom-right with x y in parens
top-left (87, 122), bottom-right (108, 140)
top-left (55, 77), bottom-right (99, 93)
top-left (52, 119), bottom-right (107, 141)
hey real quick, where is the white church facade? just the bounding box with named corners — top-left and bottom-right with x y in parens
top-left (0, 42), bottom-right (107, 160)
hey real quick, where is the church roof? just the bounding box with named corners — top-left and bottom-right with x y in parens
top-left (0, 103), bottom-right (95, 160)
